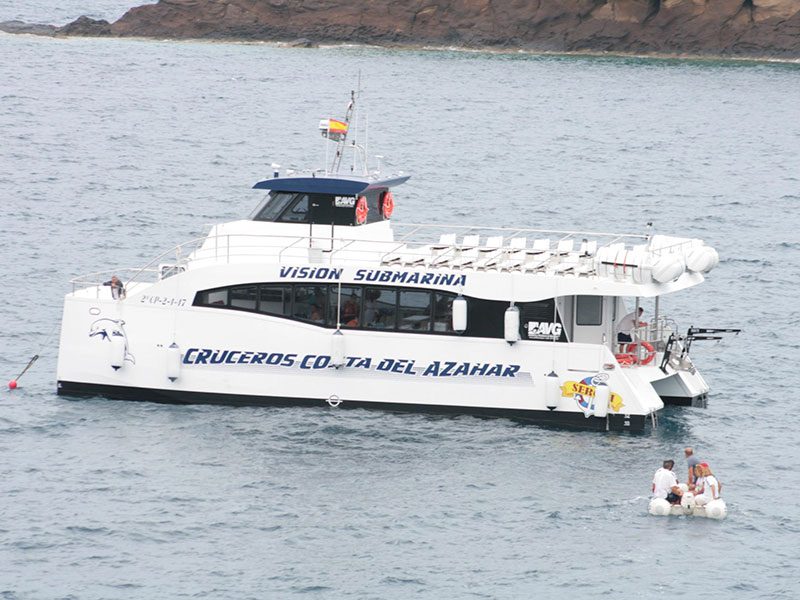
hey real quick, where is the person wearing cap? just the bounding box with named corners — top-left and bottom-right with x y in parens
top-left (652, 459), bottom-right (683, 504)
top-left (693, 463), bottom-right (720, 506)
top-left (685, 447), bottom-right (701, 488)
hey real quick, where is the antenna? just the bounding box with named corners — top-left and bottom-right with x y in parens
top-left (330, 90), bottom-right (355, 174)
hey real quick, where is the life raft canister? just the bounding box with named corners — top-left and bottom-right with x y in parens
top-left (381, 190), bottom-right (394, 219)
top-left (625, 341), bottom-right (656, 365)
top-left (355, 195), bottom-right (369, 224)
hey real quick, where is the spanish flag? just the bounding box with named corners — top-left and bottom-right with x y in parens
top-left (319, 118), bottom-right (349, 141)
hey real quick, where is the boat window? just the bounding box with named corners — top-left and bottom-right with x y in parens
top-left (258, 285), bottom-right (292, 316)
top-left (278, 194), bottom-right (310, 223)
top-left (363, 287), bottom-right (397, 330)
top-left (252, 192), bottom-right (296, 222)
top-left (433, 292), bottom-right (455, 332)
top-left (293, 285), bottom-right (327, 324)
top-left (197, 288), bottom-right (228, 306)
top-left (329, 285), bottom-right (362, 328)
top-left (193, 283), bottom-right (565, 341)
top-left (230, 285), bottom-right (258, 310)
top-left (398, 290), bottom-right (432, 332)
top-left (466, 298), bottom-right (504, 338)
top-left (576, 296), bottom-right (603, 326)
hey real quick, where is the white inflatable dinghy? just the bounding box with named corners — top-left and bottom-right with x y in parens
top-left (649, 490), bottom-right (727, 520)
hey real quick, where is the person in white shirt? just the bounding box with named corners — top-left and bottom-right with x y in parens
top-left (694, 463), bottom-right (721, 506)
top-left (616, 307), bottom-right (644, 346)
top-left (652, 459), bottom-right (683, 504)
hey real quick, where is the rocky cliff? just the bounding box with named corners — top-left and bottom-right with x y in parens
top-left (5, 0), bottom-right (800, 59)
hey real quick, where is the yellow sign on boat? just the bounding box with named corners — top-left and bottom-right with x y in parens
top-left (561, 378), bottom-right (624, 412)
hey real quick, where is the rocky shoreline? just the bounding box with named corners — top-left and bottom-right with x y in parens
top-left (3, 0), bottom-right (800, 60)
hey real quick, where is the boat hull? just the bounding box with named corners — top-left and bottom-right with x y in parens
top-left (56, 380), bottom-right (649, 432)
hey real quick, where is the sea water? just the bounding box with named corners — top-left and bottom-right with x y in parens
top-left (1, 2), bottom-right (799, 598)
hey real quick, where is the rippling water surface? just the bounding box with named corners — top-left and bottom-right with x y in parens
top-left (1, 2), bottom-right (799, 598)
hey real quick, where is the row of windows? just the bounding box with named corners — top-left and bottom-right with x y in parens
top-left (196, 284), bottom-right (456, 333)
top-left (194, 283), bottom-right (568, 341)
top-left (250, 189), bottom-right (387, 226)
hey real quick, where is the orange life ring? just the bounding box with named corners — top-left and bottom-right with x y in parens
top-left (355, 195), bottom-right (368, 224)
top-left (625, 341), bottom-right (656, 365)
top-left (381, 191), bottom-right (394, 219)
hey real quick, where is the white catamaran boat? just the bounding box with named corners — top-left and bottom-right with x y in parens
top-left (57, 93), bottom-right (739, 432)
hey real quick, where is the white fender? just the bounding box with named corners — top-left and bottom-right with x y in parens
top-left (110, 334), bottom-right (125, 370)
top-left (452, 296), bottom-right (467, 333)
top-left (331, 330), bottom-right (345, 368)
top-left (704, 499), bottom-right (727, 520)
top-left (649, 498), bottom-right (671, 516)
top-left (166, 342), bottom-right (181, 381)
top-left (593, 383), bottom-right (610, 418)
top-left (545, 371), bottom-right (560, 410)
top-left (504, 305), bottom-right (520, 344)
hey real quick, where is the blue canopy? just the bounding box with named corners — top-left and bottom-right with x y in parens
top-left (252, 175), bottom-right (410, 196)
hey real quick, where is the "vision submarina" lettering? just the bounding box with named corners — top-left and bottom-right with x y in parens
top-left (278, 266), bottom-right (467, 287)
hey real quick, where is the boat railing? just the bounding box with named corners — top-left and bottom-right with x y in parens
top-left (625, 317), bottom-right (680, 364)
top-left (69, 267), bottom-right (161, 298)
top-left (70, 223), bottom-right (699, 293)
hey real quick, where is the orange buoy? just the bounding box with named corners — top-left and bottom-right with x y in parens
top-left (381, 191), bottom-right (394, 219)
top-left (355, 195), bottom-right (369, 224)
top-left (624, 341), bottom-right (656, 365)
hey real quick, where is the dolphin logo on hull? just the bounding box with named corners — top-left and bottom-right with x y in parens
top-left (89, 318), bottom-right (136, 365)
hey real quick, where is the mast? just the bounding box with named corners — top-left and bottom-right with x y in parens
top-left (330, 90), bottom-right (355, 174)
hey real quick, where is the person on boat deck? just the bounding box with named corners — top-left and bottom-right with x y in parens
top-left (309, 304), bottom-right (323, 323)
top-left (616, 307), bottom-right (644, 344)
top-left (343, 293), bottom-right (360, 327)
top-left (363, 289), bottom-right (380, 326)
top-left (103, 275), bottom-right (126, 300)
top-left (685, 447), bottom-right (701, 488)
top-left (693, 463), bottom-right (721, 506)
top-left (652, 460), bottom-right (683, 504)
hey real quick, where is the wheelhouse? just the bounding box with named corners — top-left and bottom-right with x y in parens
top-left (250, 176), bottom-right (409, 226)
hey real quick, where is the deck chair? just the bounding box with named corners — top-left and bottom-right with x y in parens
top-left (430, 233), bottom-right (457, 266)
top-left (451, 234), bottom-right (481, 269)
top-left (527, 238), bottom-right (550, 256)
top-left (579, 239), bottom-right (598, 257)
top-left (555, 238), bottom-right (574, 256)
top-left (476, 235), bottom-right (505, 270)
top-left (501, 237), bottom-right (527, 271)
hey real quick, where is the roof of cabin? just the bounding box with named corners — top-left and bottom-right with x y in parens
top-left (252, 175), bottom-right (410, 196)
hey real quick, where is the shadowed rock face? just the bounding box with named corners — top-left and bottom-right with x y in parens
top-left (6, 0), bottom-right (800, 58)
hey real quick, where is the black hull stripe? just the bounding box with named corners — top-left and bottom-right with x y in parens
top-left (56, 380), bottom-right (650, 433)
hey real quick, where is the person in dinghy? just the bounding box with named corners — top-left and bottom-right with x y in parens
top-left (692, 463), bottom-right (722, 506)
top-left (652, 459), bottom-right (684, 505)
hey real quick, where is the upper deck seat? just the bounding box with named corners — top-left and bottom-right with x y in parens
top-left (526, 238), bottom-right (550, 256)
top-left (501, 237), bottom-right (528, 271)
top-left (451, 235), bottom-right (481, 269)
top-left (522, 238), bottom-right (552, 272)
top-left (382, 244), bottom-right (424, 267)
top-left (476, 235), bottom-right (505, 270)
top-left (430, 233), bottom-right (457, 267)
top-left (579, 239), bottom-right (598, 257)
